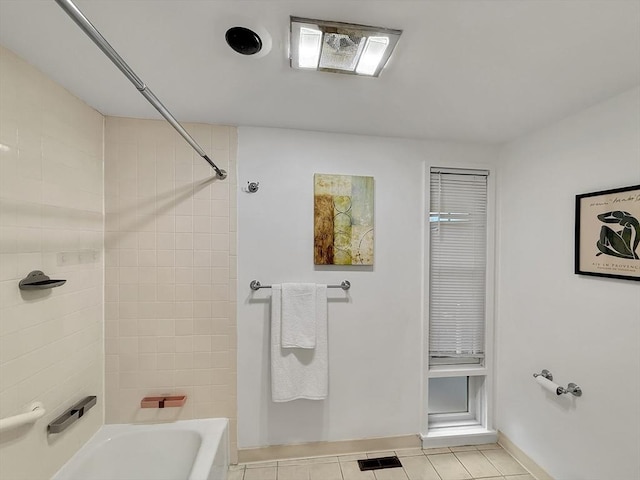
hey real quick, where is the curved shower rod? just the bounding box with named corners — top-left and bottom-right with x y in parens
top-left (54, 0), bottom-right (227, 180)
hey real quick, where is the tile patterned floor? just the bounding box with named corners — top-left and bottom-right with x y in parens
top-left (229, 444), bottom-right (535, 480)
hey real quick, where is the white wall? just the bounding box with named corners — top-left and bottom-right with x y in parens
top-left (0, 46), bottom-right (104, 480)
top-left (237, 126), bottom-right (496, 448)
top-left (103, 117), bottom-right (239, 461)
top-left (496, 87), bottom-right (640, 480)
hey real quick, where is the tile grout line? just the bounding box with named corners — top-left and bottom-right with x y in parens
top-left (479, 448), bottom-right (527, 478)
top-left (423, 452), bottom-right (446, 480)
top-left (451, 450), bottom-right (486, 480)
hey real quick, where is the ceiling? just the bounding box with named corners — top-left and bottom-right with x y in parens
top-left (1, 0), bottom-right (639, 144)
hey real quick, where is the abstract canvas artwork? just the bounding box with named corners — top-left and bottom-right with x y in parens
top-left (314, 174), bottom-right (374, 265)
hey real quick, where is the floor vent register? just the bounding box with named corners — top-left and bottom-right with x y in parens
top-left (357, 456), bottom-right (403, 471)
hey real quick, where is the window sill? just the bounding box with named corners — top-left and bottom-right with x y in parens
top-left (428, 412), bottom-right (477, 429)
top-left (428, 365), bottom-right (487, 378)
top-left (421, 425), bottom-right (498, 449)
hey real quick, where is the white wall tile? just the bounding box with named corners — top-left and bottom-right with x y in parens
top-left (104, 118), bottom-right (237, 461)
top-left (0, 45), bottom-right (104, 480)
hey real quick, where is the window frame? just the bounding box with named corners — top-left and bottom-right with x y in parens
top-left (421, 164), bottom-right (497, 447)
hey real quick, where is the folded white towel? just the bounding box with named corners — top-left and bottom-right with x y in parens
top-left (271, 284), bottom-right (328, 402)
top-left (281, 283), bottom-right (317, 349)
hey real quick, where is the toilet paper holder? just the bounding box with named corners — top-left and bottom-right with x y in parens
top-left (533, 369), bottom-right (582, 397)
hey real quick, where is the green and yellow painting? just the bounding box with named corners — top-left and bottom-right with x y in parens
top-left (314, 174), bottom-right (374, 265)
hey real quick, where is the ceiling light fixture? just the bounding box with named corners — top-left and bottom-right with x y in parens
top-left (290, 17), bottom-right (401, 77)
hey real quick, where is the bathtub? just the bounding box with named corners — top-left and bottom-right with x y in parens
top-left (52, 418), bottom-right (228, 480)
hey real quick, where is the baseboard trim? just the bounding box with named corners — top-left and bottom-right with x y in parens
top-left (238, 434), bottom-right (421, 463)
top-left (498, 431), bottom-right (554, 480)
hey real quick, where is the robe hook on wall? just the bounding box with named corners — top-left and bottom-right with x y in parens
top-left (246, 181), bottom-right (259, 193)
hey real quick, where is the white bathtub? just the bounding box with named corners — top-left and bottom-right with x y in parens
top-left (52, 419), bottom-right (228, 480)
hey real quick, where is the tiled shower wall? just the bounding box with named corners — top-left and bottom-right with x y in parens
top-left (103, 117), bottom-right (238, 459)
top-left (0, 46), bottom-right (104, 480)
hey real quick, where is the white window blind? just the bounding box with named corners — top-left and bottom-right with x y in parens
top-left (429, 168), bottom-right (488, 365)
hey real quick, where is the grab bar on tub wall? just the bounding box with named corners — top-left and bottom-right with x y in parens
top-left (0, 402), bottom-right (46, 432)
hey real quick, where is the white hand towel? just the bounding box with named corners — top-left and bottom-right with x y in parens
top-left (271, 284), bottom-right (328, 402)
top-left (281, 283), bottom-right (317, 349)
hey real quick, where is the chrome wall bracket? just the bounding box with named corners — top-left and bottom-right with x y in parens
top-left (559, 383), bottom-right (582, 397)
top-left (533, 369), bottom-right (553, 381)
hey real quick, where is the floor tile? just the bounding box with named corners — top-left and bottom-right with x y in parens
top-left (245, 461), bottom-right (278, 469)
top-left (427, 453), bottom-right (472, 480)
top-left (401, 455), bottom-right (442, 480)
top-left (476, 443), bottom-right (503, 451)
top-left (449, 445), bottom-right (477, 452)
top-left (423, 447), bottom-right (451, 454)
top-left (481, 450), bottom-right (527, 476)
top-left (232, 444), bottom-right (533, 480)
top-left (368, 450), bottom-right (397, 458)
top-left (309, 461), bottom-right (343, 480)
top-left (276, 459), bottom-right (306, 467)
top-left (243, 466), bottom-right (277, 480)
top-left (373, 467), bottom-right (410, 480)
top-left (278, 456), bottom-right (338, 466)
top-left (454, 451), bottom-right (501, 478)
top-left (341, 460), bottom-right (376, 480)
top-left (307, 456), bottom-right (339, 464)
top-left (395, 448), bottom-right (426, 458)
top-left (277, 464), bottom-right (310, 480)
top-left (339, 452), bottom-right (369, 462)
top-left (228, 468), bottom-right (245, 480)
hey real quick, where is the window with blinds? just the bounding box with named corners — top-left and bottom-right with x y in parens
top-left (429, 168), bottom-right (488, 366)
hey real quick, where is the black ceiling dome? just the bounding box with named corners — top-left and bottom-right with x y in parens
top-left (225, 27), bottom-right (263, 55)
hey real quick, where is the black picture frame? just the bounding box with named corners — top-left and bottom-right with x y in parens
top-left (575, 184), bottom-right (640, 281)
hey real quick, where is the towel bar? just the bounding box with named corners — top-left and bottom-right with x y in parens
top-left (250, 280), bottom-right (350, 291)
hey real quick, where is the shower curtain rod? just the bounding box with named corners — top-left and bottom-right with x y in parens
top-left (54, 0), bottom-right (227, 180)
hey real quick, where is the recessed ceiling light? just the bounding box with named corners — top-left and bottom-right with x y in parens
top-left (290, 17), bottom-right (402, 77)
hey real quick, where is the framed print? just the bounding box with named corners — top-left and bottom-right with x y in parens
top-left (575, 184), bottom-right (640, 281)
top-left (314, 173), bottom-right (374, 265)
